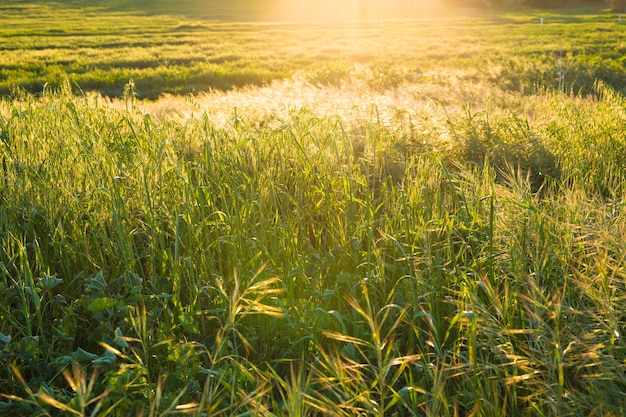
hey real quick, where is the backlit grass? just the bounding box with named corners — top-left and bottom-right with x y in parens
top-left (2, 2), bottom-right (626, 416)
top-left (1, 75), bottom-right (626, 415)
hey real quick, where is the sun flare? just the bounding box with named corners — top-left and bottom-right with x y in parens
top-left (263, 0), bottom-right (446, 23)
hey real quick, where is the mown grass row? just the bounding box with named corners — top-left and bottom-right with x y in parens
top-left (1, 79), bottom-right (625, 415)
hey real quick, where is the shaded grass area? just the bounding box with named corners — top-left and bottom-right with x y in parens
top-left (0, 2), bottom-right (626, 98)
top-left (1, 80), bottom-right (626, 415)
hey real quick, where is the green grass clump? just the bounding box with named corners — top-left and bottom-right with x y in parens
top-left (1, 76), bottom-right (626, 415)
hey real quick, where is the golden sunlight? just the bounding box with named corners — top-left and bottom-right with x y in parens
top-left (262, 0), bottom-right (447, 23)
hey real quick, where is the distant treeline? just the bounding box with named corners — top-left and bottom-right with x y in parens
top-left (444, 0), bottom-right (624, 10)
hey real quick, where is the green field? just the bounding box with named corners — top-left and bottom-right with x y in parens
top-left (2, 1), bottom-right (626, 416)
top-left (1, 1), bottom-right (626, 98)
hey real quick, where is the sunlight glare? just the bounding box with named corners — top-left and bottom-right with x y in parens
top-left (262, 0), bottom-right (446, 23)
top-left (263, 0), bottom-right (362, 23)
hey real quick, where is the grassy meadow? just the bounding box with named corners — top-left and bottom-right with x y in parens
top-left (2, 1), bottom-right (626, 98)
top-left (2, 1), bottom-right (626, 416)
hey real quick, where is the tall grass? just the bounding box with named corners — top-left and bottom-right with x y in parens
top-left (1, 78), bottom-right (626, 415)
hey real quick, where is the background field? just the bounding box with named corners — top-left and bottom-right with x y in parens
top-left (2, 1), bottom-right (626, 416)
top-left (1, 1), bottom-right (626, 98)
